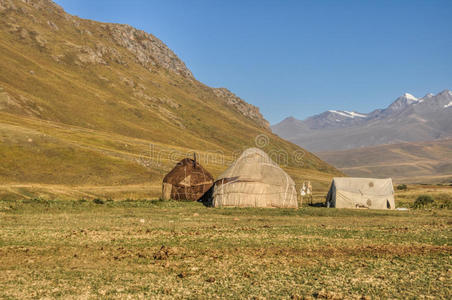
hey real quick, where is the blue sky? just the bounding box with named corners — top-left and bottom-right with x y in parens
top-left (54, 0), bottom-right (452, 124)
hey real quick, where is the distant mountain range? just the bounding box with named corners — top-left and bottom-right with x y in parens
top-left (272, 90), bottom-right (452, 151)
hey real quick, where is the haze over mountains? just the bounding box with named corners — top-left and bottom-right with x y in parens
top-left (272, 90), bottom-right (452, 183)
top-left (318, 139), bottom-right (452, 184)
top-left (272, 90), bottom-right (452, 152)
top-left (0, 0), bottom-right (340, 199)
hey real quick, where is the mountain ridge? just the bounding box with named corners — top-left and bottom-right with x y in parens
top-left (0, 0), bottom-right (269, 130)
top-left (272, 89), bottom-right (452, 151)
top-left (0, 0), bottom-right (340, 199)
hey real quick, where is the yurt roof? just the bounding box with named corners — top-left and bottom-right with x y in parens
top-left (163, 158), bottom-right (213, 185)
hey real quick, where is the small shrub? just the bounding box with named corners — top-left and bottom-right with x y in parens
top-left (396, 184), bottom-right (407, 190)
top-left (93, 198), bottom-right (105, 205)
top-left (413, 195), bottom-right (434, 208)
top-left (432, 193), bottom-right (452, 209)
top-left (438, 199), bottom-right (452, 209)
top-left (23, 198), bottom-right (49, 204)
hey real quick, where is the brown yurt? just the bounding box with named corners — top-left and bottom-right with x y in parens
top-left (162, 157), bottom-right (214, 201)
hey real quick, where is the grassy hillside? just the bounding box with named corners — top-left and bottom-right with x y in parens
top-left (317, 139), bottom-right (452, 184)
top-left (0, 0), bottom-right (340, 199)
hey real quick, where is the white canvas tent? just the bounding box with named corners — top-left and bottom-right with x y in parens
top-left (326, 177), bottom-right (395, 209)
top-left (211, 148), bottom-right (298, 208)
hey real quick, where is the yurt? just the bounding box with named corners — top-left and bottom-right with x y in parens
top-left (326, 177), bottom-right (395, 209)
top-left (162, 157), bottom-right (214, 201)
top-left (210, 148), bottom-right (298, 208)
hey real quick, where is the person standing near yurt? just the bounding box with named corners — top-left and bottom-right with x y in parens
top-left (209, 148), bottom-right (298, 208)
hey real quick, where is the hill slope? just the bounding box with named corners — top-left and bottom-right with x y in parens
top-left (0, 0), bottom-right (340, 199)
top-left (317, 139), bottom-right (452, 184)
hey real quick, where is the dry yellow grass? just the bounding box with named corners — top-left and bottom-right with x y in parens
top-left (0, 198), bottom-right (450, 299)
top-left (318, 139), bottom-right (452, 184)
top-left (394, 184), bottom-right (452, 209)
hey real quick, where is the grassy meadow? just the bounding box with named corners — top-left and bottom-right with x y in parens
top-left (0, 2), bottom-right (451, 299)
top-left (0, 189), bottom-right (451, 299)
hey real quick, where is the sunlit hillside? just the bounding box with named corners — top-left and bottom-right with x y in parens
top-left (0, 0), bottom-right (340, 199)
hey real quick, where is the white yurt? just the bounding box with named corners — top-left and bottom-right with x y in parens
top-left (211, 148), bottom-right (298, 208)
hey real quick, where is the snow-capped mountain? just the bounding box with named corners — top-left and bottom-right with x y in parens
top-left (383, 93), bottom-right (419, 113)
top-left (328, 110), bottom-right (367, 118)
top-left (302, 109), bottom-right (369, 130)
top-left (272, 89), bottom-right (452, 151)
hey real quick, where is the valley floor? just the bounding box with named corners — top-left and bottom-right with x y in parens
top-left (316, 139), bottom-right (452, 184)
top-left (0, 198), bottom-right (450, 299)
